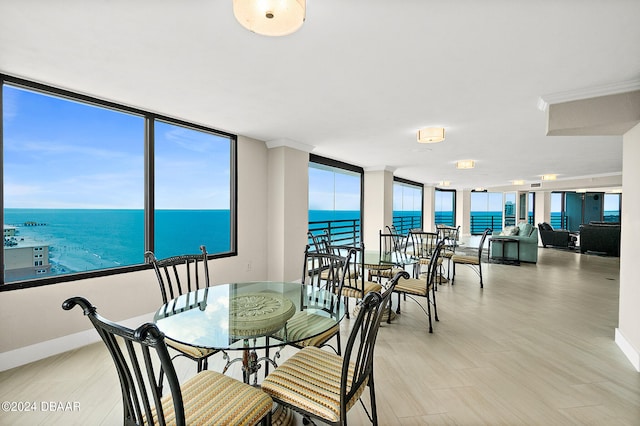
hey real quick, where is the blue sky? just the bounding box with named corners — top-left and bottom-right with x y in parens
top-left (3, 85), bottom-right (230, 209)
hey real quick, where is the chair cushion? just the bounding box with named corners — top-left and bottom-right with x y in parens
top-left (166, 338), bottom-right (218, 360)
top-left (394, 277), bottom-right (429, 296)
top-left (341, 280), bottom-right (382, 298)
top-left (261, 346), bottom-right (366, 424)
top-left (369, 267), bottom-right (403, 278)
top-left (278, 311), bottom-right (340, 347)
top-left (451, 254), bottom-right (479, 265)
top-left (155, 370), bottom-right (273, 426)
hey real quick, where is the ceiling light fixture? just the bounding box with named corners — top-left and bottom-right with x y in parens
top-left (456, 160), bottom-right (475, 169)
top-left (541, 174), bottom-right (557, 181)
top-left (233, 0), bottom-right (306, 36)
top-left (512, 180), bottom-right (524, 185)
top-left (417, 127), bottom-right (445, 143)
top-left (438, 181), bottom-right (451, 187)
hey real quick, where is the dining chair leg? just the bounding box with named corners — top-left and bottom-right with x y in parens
top-left (426, 297), bottom-right (433, 333)
top-left (451, 262), bottom-right (456, 285)
top-left (369, 374), bottom-right (379, 426)
top-left (431, 287), bottom-right (439, 322)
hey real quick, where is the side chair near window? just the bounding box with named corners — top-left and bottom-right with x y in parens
top-left (368, 230), bottom-right (405, 282)
top-left (451, 228), bottom-right (492, 288)
top-left (393, 239), bottom-right (446, 333)
top-left (261, 271), bottom-right (408, 426)
top-left (62, 297), bottom-right (273, 426)
top-left (331, 242), bottom-right (383, 319)
top-left (406, 229), bottom-right (440, 278)
top-left (277, 246), bottom-right (353, 355)
top-left (436, 224), bottom-right (460, 279)
top-left (145, 246), bottom-right (219, 373)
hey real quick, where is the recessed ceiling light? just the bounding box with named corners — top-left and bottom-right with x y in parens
top-left (456, 160), bottom-right (475, 169)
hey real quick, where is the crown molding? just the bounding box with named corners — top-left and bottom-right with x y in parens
top-left (265, 138), bottom-right (314, 153)
top-left (365, 165), bottom-right (397, 173)
top-left (538, 79), bottom-right (640, 111)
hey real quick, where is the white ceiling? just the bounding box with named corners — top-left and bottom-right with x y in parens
top-left (1, 0), bottom-right (639, 190)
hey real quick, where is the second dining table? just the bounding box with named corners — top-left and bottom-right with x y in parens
top-left (153, 281), bottom-right (345, 386)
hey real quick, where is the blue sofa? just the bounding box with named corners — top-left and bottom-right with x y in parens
top-left (490, 222), bottom-right (539, 263)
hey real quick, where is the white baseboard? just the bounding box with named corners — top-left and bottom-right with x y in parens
top-left (0, 312), bottom-right (154, 372)
top-left (615, 328), bottom-right (640, 372)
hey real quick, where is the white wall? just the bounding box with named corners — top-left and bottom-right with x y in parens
top-left (0, 136), bottom-right (271, 370)
top-left (617, 123), bottom-right (640, 371)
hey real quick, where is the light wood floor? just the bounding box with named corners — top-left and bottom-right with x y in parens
top-left (1, 247), bottom-right (639, 425)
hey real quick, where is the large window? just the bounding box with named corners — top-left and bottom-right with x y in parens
top-left (603, 193), bottom-right (621, 223)
top-left (393, 178), bottom-right (423, 234)
top-left (435, 188), bottom-right (456, 227)
top-left (308, 155), bottom-right (362, 246)
top-left (2, 76), bottom-right (236, 288)
top-left (470, 191), bottom-right (503, 234)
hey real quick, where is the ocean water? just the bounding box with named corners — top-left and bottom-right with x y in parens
top-left (4, 209), bottom-right (230, 279)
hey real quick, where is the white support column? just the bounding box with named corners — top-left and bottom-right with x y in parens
top-left (423, 186), bottom-right (435, 231)
top-left (266, 140), bottom-right (313, 282)
top-left (363, 168), bottom-right (394, 248)
top-left (459, 189), bottom-right (471, 239)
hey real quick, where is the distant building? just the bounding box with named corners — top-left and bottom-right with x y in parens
top-left (4, 226), bottom-right (51, 280)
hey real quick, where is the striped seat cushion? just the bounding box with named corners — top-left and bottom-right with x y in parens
top-left (151, 370), bottom-right (273, 426)
top-left (418, 257), bottom-right (443, 266)
top-left (394, 276), bottom-right (430, 297)
top-left (166, 338), bottom-right (218, 359)
top-left (277, 311), bottom-right (339, 347)
top-left (261, 346), bottom-right (366, 424)
top-left (341, 280), bottom-right (382, 298)
top-left (369, 267), bottom-right (403, 278)
top-left (451, 254), bottom-right (479, 265)
top-left (441, 250), bottom-right (455, 258)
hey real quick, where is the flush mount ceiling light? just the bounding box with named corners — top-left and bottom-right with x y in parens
top-left (417, 127), bottom-right (445, 143)
top-left (512, 180), bottom-right (524, 185)
top-left (456, 160), bottom-right (475, 169)
top-left (541, 174), bottom-right (557, 181)
top-left (438, 181), bottom-right (451, 187)
top-left (233, 0), bottom-right (306, 36)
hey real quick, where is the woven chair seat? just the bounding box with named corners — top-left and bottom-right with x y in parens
top-left (450, 254), bottom-right (478, 265)
top-left (369, 266), bottom-right (403, 278)
top-left (341, 280), bottom-right (382, 298)
top-left (394, 276), bottom-right (430, 297)
top-left (166, 338), bottom-right (218, 359)
top-left (152, 370), bottom-right (273, 426)
top-left (276, 311), bottom-right (340, 348)
top-left (261, 346), bottom-right (366, 424)
top-left (441, 250), bottom-right (455, 258)
top-left (418, 257), bottom-right (443, 265)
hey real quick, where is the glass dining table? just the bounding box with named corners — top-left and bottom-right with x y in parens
top-left (153, 281), bottom-right (345, 386)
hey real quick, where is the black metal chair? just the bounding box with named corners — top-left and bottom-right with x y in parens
top-left (278, 245), bottom-right (353, 355)
top-left (393, 239), bottom-right (445, 333)
top-left (451, 228), bottom-right (492, 288)
top-left (437, 224), bottom-right (460, 279)
top-left (330, 242), bottom-right (382, 319)
top-left (62, 297), bottom-right (273, 426)
top-left (407, 229), bottom-right (439, 278)
top-left (145, 246), bottom-right (219, 372)
top-left (261, 271), bottom-right (408, 426)
top-left (368, 230), bottom-right (403, 282)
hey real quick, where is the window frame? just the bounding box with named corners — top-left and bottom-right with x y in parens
top-left (308, 154), bottom-right (364, 245)
top-left (434, 188), bottom-right (457, 227)
top-left (393, 176), bottom-right (424, 232)
top-left (1, 74), bottom-right (237, 291)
